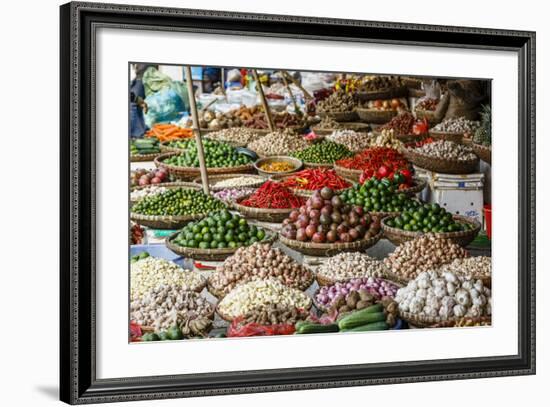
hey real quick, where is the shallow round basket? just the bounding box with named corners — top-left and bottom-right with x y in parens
top-left (471, 143), bottom-right (492, 164)
top-left (356, 108), bottom-right (397, 124)
top-left (155, 152), bottom-right (255, 180)
top-left (355, 86), bottom-right (408, 101)
top-left (381, 215), bottom-right (481, 247)
top-left (278, 230), bottom-right (382, 257)
top-left (338, 122), bottom-right (371, 132)
top-left (428, 130), bottom-right (464, 143)
top-left (130, 181), bottom-right (202, 205)
top-left (192, 174), bottom-right (265, 191)
top-left (130, 211), bottom-right (205, 230)
top-left (253, 156), bottom-right (303, 178)
top-left (302, 161), bottom-right (335, 169)
top-left (319, 111), bottom-right (359, 122)
top-left (232, 194), bottom-right (299, 223)
top-left (130, 152), bottom-right (161, 162)
top-left (399, 177), bottom-right (428, 196)
top-left (333, 164), bottom-right (363, 182)
top-left (165, 230), bottom-right (277, 261)
top-left (398, 311), bottom-right (464, 328)
top-left (429, 316), bottom-right (492, 328)
top-left (402, 147), bottom-right (479, 174)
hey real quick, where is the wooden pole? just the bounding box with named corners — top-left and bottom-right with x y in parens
top-left (252, 69), bottom-right (275, 132)
top-left (283, 70), bottom-right (312, 100)
top-left (280, 71), bottom-right (302, 116)
top-left (184, 66), bottom-right (210, 195)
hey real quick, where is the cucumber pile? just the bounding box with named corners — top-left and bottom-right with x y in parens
top-left (131, 138), bottom-right (160, 155)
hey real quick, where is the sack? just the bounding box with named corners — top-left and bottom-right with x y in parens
top-left (142, 67), bottom-right (173, 97)
top-left (144, 87), bottom-right (186, 128)
top-left (444, 80), bottom-right (487, 120)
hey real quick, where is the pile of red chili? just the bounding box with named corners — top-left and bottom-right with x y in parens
top-left (282, 168), bottom-right (351, 191)
top-left (240, 181), bottom-right (305, 209)
top-left (336, 147), bottom-right (409, 171)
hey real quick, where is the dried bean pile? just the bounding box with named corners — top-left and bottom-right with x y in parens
top-left (130, 287), bottom-right (213, 332)
top-left (313, 116), bottom-right (344, 130)
top-left (432, 117), bottom-right (480, 133)
top-left (205, 128), bottom-right (263, 145)
top-left (384, 234), bottom-right (468, 281)
top-left (247, 130), bottom-right (309, 157)
top-left (130, 257), bottom-right (205, 298)
top-left (412, 140), bottom-right (477, 161)
top-left (239, 304), bottom-right (309, 326)
top-left (326, 130), bottom-right (373, 152)
top-left (359, 76), bottom-right (403, 92)
top-left (209, 243), bottom-right (313, 295)
top-left (217, 279), bottom-right (312, 320)
top-left (370, 129), bottom-right (403, 149)
top-left (379, 112), bottom-right (416, 135)
top-left (316, 252), bottom-right (388, 282)
top-left (316, 90), bottom-right (356, 113)
top-left (438, 256), bottom-right (491, 278)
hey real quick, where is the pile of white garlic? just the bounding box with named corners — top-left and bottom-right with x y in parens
top-left (394, 270), bottom-right (491, 320)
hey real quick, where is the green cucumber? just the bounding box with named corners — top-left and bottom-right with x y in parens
top-left (134, 139), bottom-right (156, 147)
top-left (341, 321), bottom-right (389, 332)
top-left (338, 306), bottom-right (385, 330)
top-left (136, 148), bottom-right (160, 154)
top-left (295, 322), bottom-right (339, 334)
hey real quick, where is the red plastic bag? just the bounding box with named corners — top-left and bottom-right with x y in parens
top-left (130, 322), bottom-right (143, 342)
top-left (227, 317), bottom-right (296, 337)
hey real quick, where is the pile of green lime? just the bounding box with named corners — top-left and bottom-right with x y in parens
top-left (163, 139), bottom-right (251, 168)
top-left (385, 203), bottom-right (473, 233)
top-left (132, 188), bottom-right (225, 216)
top-left (173, 210), bottom-right (268, 249)
top-left (291, 141), bottom-right (352, 164)
top-left (340, 177), bottom-right (420, 213)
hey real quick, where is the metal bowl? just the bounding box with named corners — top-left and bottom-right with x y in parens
top-left (253, 156), bottom-right (303, 179)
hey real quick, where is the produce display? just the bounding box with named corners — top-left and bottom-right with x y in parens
top-left (358, 76), bottom-right (403, 92)
top-left (282, 168), bottom-right (352, 192)
top-left (316, 252), bottom-right (388, 282)
top-left (258, 160), bottom-right (296, 173)
top-left (204, 128), bottom-right (263, 145)
top-left (130, 223), bottom-right (144, 245)
top-left (336, 298), bottom-right (399, 331)
top-left (361, 98), bottom-right (405, 111)
top-left (130, 251), bottom-right (150, 263)
top-left (209, 243), bottom-right (313, 295)
top-left (132, 188), bottom-right (225, 216)
top-left (473, 105), bottom-right (491, 146)
top-left (438, 256), bottom-right (491, 279)
top-left (410, 140), bottom-right (477, 161)
top-left (130, 185), bottom-right (168, 202)
top-left (130, 257), bottom-right (205, 298)
top-left (378, 112), bottom-right (417, 135)
top-left (247, 130), bottom-right (309, 157)
top-left (315, 277), bottom-right (400, 312)
top-left (312, 116), bottom-right (344, 130)
top-left (316, 90), bottom-right (356, 113)
top-left (280, 188), bottom-right (380, 244)
top-left (217, 279), bottom-right (312, 320)
top-left (131, 138), bottom-right (161, 156)
top-left (236, 304), bottom-right (308, 327)
top-left (384, 234), bottom-right (468, 281)
top-left (325, 130), bottom-right (372, 152)
top-left (384, 203), bottom-right (473, 233)
top-left (188, 109), bottom-right (243, 130)
top-left (145, 124), bottom-right (193, 142)
top-left (432, 116), bottom-right (480, 133)
top-left (212, 188), bottom-right (255, 203)
top-left (225, 106), bottom-right (305, 130)
top-left (370, 129), bottom-right (403, 149)
top-left (240, 181), bottom-right (305, 209)
top-left (291, 140), bottom-right (353, 164)
top-left (211, 176), bottom-right (263, 189)
top-left (171, 210), bottom-right (268, 250)
top-left (395, 271), bottom-right (491, 320)
top-left (131, 287), bottom-right (213, 334)
top-left (340, 178), bottom-right (420, 213)
top-left (358, 167), bottom-right (413, 189)
top-left (415, 97), bottom-right (439, 111)
top-left (131, 168), bottom-right (170, 187)
top-left (336, 146), bottom-right (409, 173)
top-left (162, 139), bottom-right (252, 168)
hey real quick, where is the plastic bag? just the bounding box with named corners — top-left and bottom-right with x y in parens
top-left (227, 317), bottom-right (296, 337)
top-left (142, 66), bottom-right (173, 97)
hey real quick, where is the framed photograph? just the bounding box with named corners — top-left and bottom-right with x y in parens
top-left (60, 2), bottom-right (535, 404)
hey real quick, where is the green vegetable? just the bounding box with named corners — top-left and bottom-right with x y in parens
top-left (132, 188), bottom-right (225, 216)
top-left (141, 332), bottom-right (160, 341)
top-left (291, 141), bottom-right (353, 164)
top-left (295, 322), bottom-right (339, 334)
top-left (337, 304), bottom-right (385, 330)
top-left (167, 325), bottom-right (184, 340)
top-left (158, 331), bottom-right (170, 341)
top-left (341, 321), bottom-right (389, 332)
top-left (163, 139), bottom-right (251, 168)
top-left (341, 178), bottom-right (420, 213)
top-left (131, 138), bottom-right (160, 155)
top-left (386, 203), bottom-right (468, 233)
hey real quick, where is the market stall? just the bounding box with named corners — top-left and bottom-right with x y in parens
top-left (129, 68), bottom-right (492, 342)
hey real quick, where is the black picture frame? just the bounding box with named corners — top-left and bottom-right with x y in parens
top-left (60, 2), bottom-right (536, 404)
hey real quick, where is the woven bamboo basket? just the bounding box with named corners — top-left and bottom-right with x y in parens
top-left (191, 174), bottom-right (265, 191)
top-left (356, 108), bottom-right (397, 124)
top-left (303, 161), bottom-right (335, 169)
top-left (216, 298), bottom-right (312, 322)
top-left (231, 194), bottom-right (299, 223)
top-left (165, 230), bottom-right (277, 261)
top-left (355, 86), bottom-right (408, 101)
top-left (428, 130), bottom-right (466, 144)
top-left (129, 209), bottom-right (206, 230)
top-left (138, 305), bottom-right (216, 336)
top-left (398, 177), bottom-right (428, 196)
top-left (333, 164), bottom-right (363, 182)
top-left (278, 230), bottom-right (382, 257)
top-left (130, 182), bottom-right (202, 205)
top-left (130, 152), bottom-right (162, 162)
top-left (402, 147), bottom-right (479, 174)
top-left (319, 111), bottom-right (359, 122)
top-left (398, 311), bottom-right (464, 328)
top-left (471, 143), bottom-right (491, 164)
top-left (253, 156), bottom-right (303, 178)
top-left (154, 152), bottom-right (255, 181)
top-left (381, 215), bottom-right (481, 247)
top-left (429, 316), bottom-right (492, 328)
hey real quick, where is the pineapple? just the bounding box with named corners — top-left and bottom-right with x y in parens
top-left (473, 105), bottom-right (491, 146)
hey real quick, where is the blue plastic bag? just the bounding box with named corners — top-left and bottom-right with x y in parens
top-left (144, 87), bottom-right (185, 128)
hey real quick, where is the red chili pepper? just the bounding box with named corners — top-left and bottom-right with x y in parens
top-left (281, 168), bottom-right (350, 191)
top-left (241, 181), bottom-right (305, 209)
